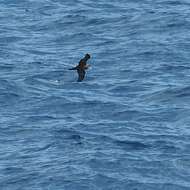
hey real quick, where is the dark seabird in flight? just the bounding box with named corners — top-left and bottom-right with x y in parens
top-left (69, 53), bottom-right (91, 82)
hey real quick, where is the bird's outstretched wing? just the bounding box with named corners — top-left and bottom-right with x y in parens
top-left (77, 69), bottom-right (85, 82)
top-left (69, 66), bottom-right (77, 70)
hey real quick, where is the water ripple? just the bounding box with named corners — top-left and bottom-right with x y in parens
top-left (0, 0), bottom-right (190, 189)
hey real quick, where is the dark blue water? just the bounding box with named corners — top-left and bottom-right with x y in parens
top-left (1, 0), bottom-right (190, 189)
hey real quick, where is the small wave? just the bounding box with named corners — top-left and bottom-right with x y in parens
top-left (0, 36), bottom-right (25, 44)
top-left (152, 140), bottom-right (181, 153)
top-left (27, 115), bottom-right (57, 122)
top-left (115, 139), bottom-right (148, 150)
top-left (158, 64), bottom-right (190, 72)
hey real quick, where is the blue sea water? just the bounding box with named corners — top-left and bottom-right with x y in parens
top-left (0, 0), bottom-right (190, 189)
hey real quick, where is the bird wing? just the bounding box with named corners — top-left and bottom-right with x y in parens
top-left (77, 69), bottom-right (85, 82)
top-left (69, 67), bottom-right (77, 70)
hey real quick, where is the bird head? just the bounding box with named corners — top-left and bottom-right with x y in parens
top-left (85, 53), bottom-right (91, 60)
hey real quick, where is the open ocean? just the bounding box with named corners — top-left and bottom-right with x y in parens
top-left (1, 0), bottom-right (190, 189)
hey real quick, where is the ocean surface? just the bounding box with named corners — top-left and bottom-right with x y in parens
top-left (0, 0), bottom-right (190, 189)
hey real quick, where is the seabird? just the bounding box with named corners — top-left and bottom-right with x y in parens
top-left (69, 53), bottom-right (91, 82)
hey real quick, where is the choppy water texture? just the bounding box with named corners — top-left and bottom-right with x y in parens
top-left (1, 0), bottom-right (190, 189)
